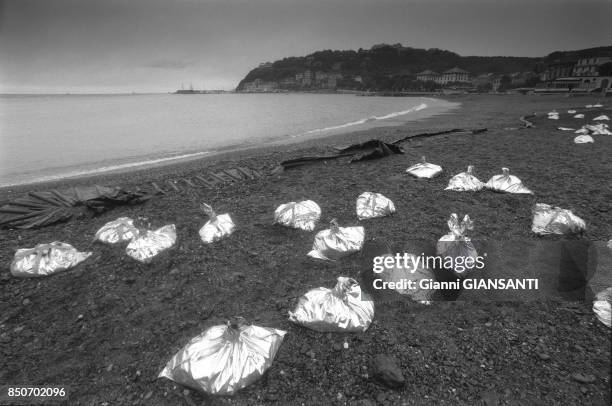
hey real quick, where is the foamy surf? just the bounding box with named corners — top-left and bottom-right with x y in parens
top-left (291, 103), bottom-right (428, 138)
top-left (0, 150), bottom-right (212, 188)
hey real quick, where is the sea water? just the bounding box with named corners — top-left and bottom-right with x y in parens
top-left (0, 93), bottom-right (458, 186)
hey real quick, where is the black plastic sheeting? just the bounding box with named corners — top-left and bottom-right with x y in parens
top-left (0, 185), bottom-right (151, 229)
top-left (279, 128), bottom-right (487, 170)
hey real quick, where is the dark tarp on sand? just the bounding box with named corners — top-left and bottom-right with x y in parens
top-left (0, 185), bottom-right (151, 229)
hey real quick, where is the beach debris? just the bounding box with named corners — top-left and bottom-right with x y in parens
top-left (574, 135), bottom-right (594, 144)
top-left (568, 110), bottom-right (577, 114)
top-left (199, 203), bottom-right (235, 243)
top-left (0, 185), bottom-right (151, 230)
top-left (356, 192), bottom-right (396, 220)
top-left (575, 127), bottom-right (590, 135)
top-left (369, 355), bottom-right (405, 389)
top-left (274, 200), bottom-right (321, 231)
top-left (406, 156), bottom-right (442, 179)
top-left (445, 165), bottom-right (484, 191)
top-left (159, 317), bottom-right (286, 395)
top-left (531, 204), bottom-right (586, 235)
top-left (608, 239), bottom-right (612, 250)
top-left (376, 253), bottom-right (436, 302)
top-left (574, 114), bottom-right (585, 119)
top-left (126, 224), bottom-right (176, 262)
top-left (593, 103), bottom-right (603, 107)
top-left (485, 167), bottom-right (533, 194)
top-left (547, 111), bottom-right (559, 120)
top-left (585, 104), bottom-right (594, 108)
top-left (593, 288), bottom-right (612, 328)
top-left (94, 217), bottom-right (139, 244)
top-left (289, 276), bottom-right (374, 332)
top-left (10, 242), bottom-right (92, 278)
top-left (436, 214), bottom-right (478, 276)
top-left (340, 140), bottom-right (404, 162)
top-left (558, 127), bottom-right (575, 131)
top-left (593, 115), bottom-right (609, 121)
top-left (585, 123), bottom-right (612, 135)
top-left (307, 219), bottom-right (364, 260)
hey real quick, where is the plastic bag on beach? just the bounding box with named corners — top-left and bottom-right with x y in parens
top-left (159, 318), bottom-right (286, 395)
top-left (199, 203), bottom-right (235, 243)
top-left (436, 214), bottom-right (478, 276)
top-left (567, 110), bottom-right (577, 114)
top-left (575, 127), bottom-right (589, 135)
top-left (406, 156), bottom-right (442, 179)
top-left (10, 242), bottom-right (92, 278)
top-left (593, 115), bottom-right (609, 121)
top-left (531, 203), bottom-right (586, 235)
top-left (377, 253), bottom-right (436, 303)
top-left (289, 277), bottom-right (374, 332)
top-left (126, 224), bottom-right (176, 262)
top-left (445, 165), bottom-right (484, 191)
top-left (558, 127), bottom-right (575, 131)
top-left (574, 135), bottom-right (594, 144)
top-left (592, 288), bottom-right (611, 328)
top-left (94, 217), bottom-right (139, 244)
top-left (585, 123), bottom-right (612, 135)
top-left (356, 192), bottom-right (396, 220)
top-left (547, 111), bottom-right (559, 120)
top-left (574, 114), bottom-right (585, 119)
top-left (485, 167), bottom-right (533, 194)
top-left (274, 200), bottom-right (321, 231)
top-left (308, 219), bottom-right (364, 260)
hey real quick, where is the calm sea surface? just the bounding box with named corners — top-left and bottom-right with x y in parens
top-left (0, 93), bottom-right (458, 186)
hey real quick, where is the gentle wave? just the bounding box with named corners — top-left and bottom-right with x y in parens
top-left (291, 103), bottom-right (428, 138)
top-left (0, 150), bottom-right (212, 187)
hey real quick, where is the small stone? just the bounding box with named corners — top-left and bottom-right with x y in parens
top-left (571, 373), bottom-right (596, 384)
top-left (0, 333), bottom-right (10, 343)
top-left (580, 386), bottom-right (588, 395)
top-left (485, 322), bottom-right (492, 327)
top-left (333, 343), bottom-right (342, 351)
top-left (370, 354), bottom-right (405, 389)
top-left (144, 391), bottom-right (153, 400)
top-left (182, 389), bottom-right (190, 396)
top-left (106, 364), bottom-right (113, 372)
top-left (22, 298), bottom-right (31, 306)
top-left (169, 268), bottom-right (180, 275)
top-left (537, 352), bottom-right (551, 361)
top-left (343, 341), bottom-right (349, 349)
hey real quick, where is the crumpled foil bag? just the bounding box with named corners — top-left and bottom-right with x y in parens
top-left (289, 277), bottom-right (375, 332)
top-left (199, 203), bottom-right (235, 243)
top-left (593, 115), bottom-right (609, 121)
top-left (307, 219), bottom-right (365, 260)
top-left (531, 203), bottom-right (586, 235)
top-left (274, 200), bottom-right (321, 231)
top-left (94, 217), bottom-right (139, 244)
top-left (159, 318), bottom-right (286, 395)
top-left (547, 111), bottom-right (559, 120)
top-left (558, 127), bottom-right (575, 131)
top-left (356, 192), bottom-right (396, 220)
top-left (445, 165), bottom-right (484, 191)
top-left (406, 156), bottom-right (442, 179)
top-left (126, 224), bottom-right (176, 262)
top-left (436, 214), bottom-right (478, 275)
top-left (575, 127), bottom-right (589, 135)
top-left (377, 253), bottom-right (435, 303)
top-left (573, 114), bottom-right (585, 119)
top-left (567, 109), bottom-right (576, 114)
top-left (593, 288), bottom-right (611, 328)
top-left (10, 242), bottom-right (92, 278)
top-left (485, 167), bottom-right (533, 194)
top-left (574, 134), bottom-right (594, 144)
top-left (585, 123), bottom-right (612, 135)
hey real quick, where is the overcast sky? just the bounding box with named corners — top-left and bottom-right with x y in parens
top-left (1, 0), bottom-right (611, 93)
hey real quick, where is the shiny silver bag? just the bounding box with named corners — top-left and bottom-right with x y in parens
top-left (126, 224), bottom-right (176, 263)
top-left (406, 156), bottom-right (442, 179)
top-left (593, 287), bottom-right (611, 328)
top-left (377, 253), bottom-right (435, 303)
top-left (585, 123), bottom-right (612, 135)
top-left (10, 242), bottom-right (92, 278)
top-left (159, 318), bottom-right (286, 395)
top-left (574, 134), bottom-right (594, 144)
top-left (307, 219), bottom-right (365, 260)
top-left (445, 165), bottom-right (484, 191)
top-left (593, 115), bottom-right (609, 121)
top-left (356, 192), bottom-right (396, 220)
top-left (199, 203), bottom-right (235, 243)
top-left (547, 111), bottom-right (559, 120)
top-left (274, 200), bottom-right (321, 231)
top-left (573, 114), bottom-right (585, 118)
top-left (485, 167), bottom-right (533, 194)
top-left (289, 277), bottom-right (374, 332)
top-left (436, 214), bottom-right (478, 275)
top-left (94, 217), bottom-right (139, 244)
top-left (531, 203), bottom-right (586, 235)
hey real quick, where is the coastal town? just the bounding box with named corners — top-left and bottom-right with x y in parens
top-left (237, 45), bottom-right (612, 96)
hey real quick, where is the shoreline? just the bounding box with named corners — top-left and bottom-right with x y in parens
top-left (0, 96), bottom-right (458, 195)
